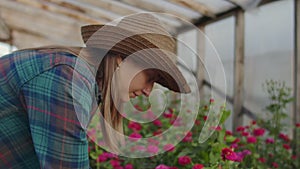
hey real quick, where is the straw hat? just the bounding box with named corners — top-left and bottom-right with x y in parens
top-left (81, 13), bottom-right (191, 93)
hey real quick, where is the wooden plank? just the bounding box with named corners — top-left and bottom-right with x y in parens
top-left (14, 0), bottom-right (104, 24)
top-left (12, 30), bottom-right (58, 49)
top-left (0, 17), bottom-right (10, 40)
top-left (119, 0), bottom-right (200, 22)
top-left (44, 0), bottom-right (121, 22)
top-left (0, 0), bottom-right (84, 46)
top-left (196, 26), bottom-right (206, 100)
top-left (168, 0), bottom-right (216, 18)
top-left (294, 0), bottom-right (300, 157)
top-left (233, 10), bottom-right (245, 132)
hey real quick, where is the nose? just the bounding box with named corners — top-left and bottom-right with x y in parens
top-left (142, 83), bottom-right (154, 97)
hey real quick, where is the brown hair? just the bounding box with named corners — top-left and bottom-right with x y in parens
top-left (96, 51), bottom-right (126, 153)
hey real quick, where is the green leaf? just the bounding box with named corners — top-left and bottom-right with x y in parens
top-left (225, 135), bottom-right (236, 143)
top-left (219, 110), bottom-right (231, 124)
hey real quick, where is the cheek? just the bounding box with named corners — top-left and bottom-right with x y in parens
top-left (129, 73), bottom-right (148, 91)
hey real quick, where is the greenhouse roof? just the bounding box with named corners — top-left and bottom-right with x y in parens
top-left (0, 0), bottom-right (274, 48)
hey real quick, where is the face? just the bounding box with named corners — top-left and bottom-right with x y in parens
top-left (115, 58), bottom-right (158, 102)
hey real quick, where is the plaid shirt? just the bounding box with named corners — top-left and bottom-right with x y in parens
top-left (0, 48), bottom-right (99, 169)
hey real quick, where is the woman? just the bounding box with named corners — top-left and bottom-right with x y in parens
top-left (0, 13), bottom-right (190, 168)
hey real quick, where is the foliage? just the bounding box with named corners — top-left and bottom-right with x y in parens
top-left (88, 80), bottom-right (300, 169)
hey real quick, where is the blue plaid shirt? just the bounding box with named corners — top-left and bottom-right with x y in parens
top-left (0, 47), bottom-right (100, 169)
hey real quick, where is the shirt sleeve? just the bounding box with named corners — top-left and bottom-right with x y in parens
top-left (20, 64), bottom-right (96, 169)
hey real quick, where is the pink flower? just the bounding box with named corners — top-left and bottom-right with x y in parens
top-left (258, 157), bottom-right (266, 163)
top-left (153, 119), bottom-right (162, 127)
top-left (178, 156), bottom-right (192, 165)
top-left (247, 136), bottom-right (257, 143)
top-left (209, 98), bottom-right (214, 103)
top-left (253, 128), bottom-right (265, 136)
top-left (235, 150), bottom-right (251, 162)
top-left (230, 143), bottom-right (238, 149)
top-left (163, 144), bottom-right (175, 152)
top-left (147, 145), bottom-right (159, 154)
top-left (147, 138), bottom-right (160, 145)
top-left (128, 121), bottom-right (142, 131)
top-left (192, 164), bottom-right (204, 169)
top-left (283, 144), bottom-right (291, 150)
top-left (97, 154), bottom-right (108, 162)
top-left (265, 138), bottom-right (275, 144)
top-left (170, 117), bottom-right (182, 126)
top-left (221, 148), bottom-right (239, 162)
top-left (182, 131), bottom-right (193, 142)
top-left (129, 133), bottom-right (142, 142)
top-left (110, 159), bottom-right (121, 167)
top-left (124, 164), bottom-right (133, 169)
top-left (155, 164), bottom-right (169, 169)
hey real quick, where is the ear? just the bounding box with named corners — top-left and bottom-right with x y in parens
top-left (116, 55), bottom-right (122, 67)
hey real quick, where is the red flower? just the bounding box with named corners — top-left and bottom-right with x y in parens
top-left (253, 128), bottom-right (265, 136)
top-left (97, 154), bottom-right (108, 162)
top-left (236, 126), bottom-right (245, 132)
top-left (128, 121), bottom-right (142, 131)
top-left (153, 129), bottom-right (163, 136)
top-left (279, 133), bottom-right (290, 142)
top-left (211, 126), bottom-right (222, 131)
top-left (221, 148), bottom-right (239, 162)
top-left (203, 116), bottom-right (208, 121)
top-left (192, 164), bottom-right (204, 169)
top-left (129, 133), bottom-right (142, 142)
top-left (247, 136), bottom-right (257, 143)
top-left (258, 157), bottom-right (266, 163)
top-left (296, 123), bottom-right (300, 128)
top-left (265, 138), bottom-right (275, 144)
top-left (226, 130), bottom-right (233, 136)
top-left (283, 144), bottom-right (291, 150)
top-left (242, 132), bottom-right (249, 137)
top-left (209, 98), bottom-right (214, 103)
top-left (195, 119), bottom-right (201, 126)
top-left (251, 120), bottom-right (257, 125)
top-left (178, 156), bottom-right (192, 165)
top-left (292, 155), bottom-right (297, 160)
top-left (155, 164), bottom-right (169, 169)
top-left (124, 164), bottom-right (133, 169)
top-left (163, 144), bottom-right (175, 152)
top-left (182, 131), bottom-right (193, 142)
top-left (272, 162), bottom-right (279, 168)
top-left (232, 138), bottom-right (240, 144)
top-left (110, 159), bottom-right (121, 167)
top-left (163, 111), bottom-right (173, 118)
top-left (153, 119), bottom-right (162, 127)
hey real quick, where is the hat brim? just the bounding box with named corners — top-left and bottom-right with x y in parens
top-left (81, 25), bottom-right (191, 93)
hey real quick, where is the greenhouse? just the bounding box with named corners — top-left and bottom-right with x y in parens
top-left (0, 0), bottom-right (299, 168)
